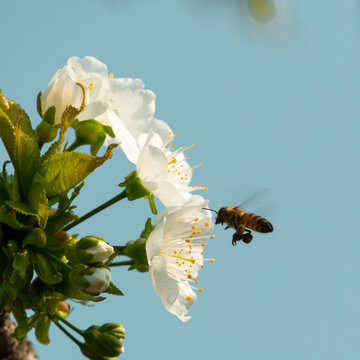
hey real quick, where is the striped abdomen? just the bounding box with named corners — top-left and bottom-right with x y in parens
top-left (241, 211), bottom-right (273, 233)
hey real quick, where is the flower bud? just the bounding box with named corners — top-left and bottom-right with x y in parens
top-left (47, 230), bottom-right (69, 249)
top-left (23, 228), bottom-right (47, 248)
top-left (83, 323), bottom-right (125, 358)
top-left (66, 236), bottom-right (114, 264)
top-left (35, 114), bottom-right (58, 143)
top-left (77, 267), bottom-right (111, 294)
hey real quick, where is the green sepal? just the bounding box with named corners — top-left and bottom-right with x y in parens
top-left (247, 0), bottom-right (276, 23)
top-left (36, 92), bottom-right (42, 117)
top-left (42, 105), bottom-right (81, 161)
top-left (45, 213), bottom-right (77, 240)
top-left (23, 228), bottom-right (47, 248)
top-left (140, 217), bottom-right (154, 240)
top-left (69, 119), bottom-right (113, 156)
top-left (119, 171), bottom-right (157, 214)
top-left (32, 252), bottom-right (63, 284)
top-left (39, 144), bottom-right (117, 198)
top-left (12, 248), bottom-right (31, 278)
top-left (35, 106), bottom-right (58, 143)
top-left (105, 282), bottom-right (124, 296)
top-left (55, 269), bottom-right (106, 303)
top-left (35, 315), bottom-right (51, 344)
top-left (80, 343), bottom-right (115, 360)
top-left (123, 238), bottom-right (148, 273)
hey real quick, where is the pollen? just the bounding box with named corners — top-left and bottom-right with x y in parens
top-left (210, 235), bottom-right (215, 239)
top-left (88, 82), bottom-right (94, 90)
top-left (174, 251), bottom-right (177, 254)
top-left (197, 230), bottom-right (202, 234)
top-left (194, 217), bottom-right (199, 222)
top-left (205, 222), bottom-right (210, 226)
top-left (210, 258), bottom-right (215, 263)
top-left (109, 73), bottom-right (114, 78)
top-left (186, 296), bottom-right (193, 301)
top-left (191, 225), bottom-right (196, 229)
top-left (187, 274), bottom-right (192, 279)
top-left (194, 279), bottom-right (198, 284)
top-left (201, 243), bottom-right (206, 247)
top-left (192, 231), bottom-right (197, 235)
top-left (185, 239), bottom-right (190, 243)
top-left (199, 288), bottom-right (203, 293)
top-left (204, 187), bottom-right (209, 191)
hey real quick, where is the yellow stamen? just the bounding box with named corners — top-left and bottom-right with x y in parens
top-left (194, 217), bottom-right (199, 222)
top-left (191, 225), bottom-right (196, 229)
top-left (210, 235), bottom-right (215, 239)
top-left (210, 258), bottom-right (215, 263)
top-left (199, 288), bottom-right (203, 292)
top-left (205, 222), bottom-right (210, 226)
top-left (186, 296), bottom-right (192, 301)
top-left (109, 73), bottom-right (114, 78)
top-left (201, 243), bottom-right (206, 247)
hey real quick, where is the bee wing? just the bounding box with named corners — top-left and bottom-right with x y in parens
top-left (238, 188), bottom-right (271, 209)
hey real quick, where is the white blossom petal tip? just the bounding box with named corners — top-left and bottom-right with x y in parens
top-left (146, 196), bottom-right (215, 321)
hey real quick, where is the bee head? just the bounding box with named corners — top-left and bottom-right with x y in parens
top-left (215, 207), bottom-right (226, 225)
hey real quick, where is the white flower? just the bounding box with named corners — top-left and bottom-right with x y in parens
top-left (146, 196), bottom-right (214, 321)
top-left (136, 130), bottom-right (202, 207)
top-left (41, 56), bottom-right (112, 125)
top-left (83, 267), bottom-right (111, 294)
top-left (86, 240), bottom-right (114, 263)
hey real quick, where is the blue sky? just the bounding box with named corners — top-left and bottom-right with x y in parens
top-left (1, 1), bottom-right (360, 359)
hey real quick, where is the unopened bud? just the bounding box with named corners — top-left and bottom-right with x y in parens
top-left (78, 267), bottom-right (111, 294)
top-left (83, 323), bottom-right (125, 357)
top-left (47, 230), bottom-right (69, 249)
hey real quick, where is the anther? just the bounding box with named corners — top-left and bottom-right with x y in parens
top-left (186, 296), bottom-right (192, 301)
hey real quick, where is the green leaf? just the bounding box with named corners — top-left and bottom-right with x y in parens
top-left (6, 201), bottom-right (38, 224)
top-left (28, 177), bottom-right (48, 228)
top-left (0, 108), bottom-right (16, 162)
top-left (0, 205), bottom-right (31, 230)
top-left (13, 313), bottom-right (41, 343)
top-left (32, 252), bottom-right (63, 285)
top-left (0, 91), bottom-right (34, 138)
top-left (13, 249), bottom-right (31, 278)
top-left (35, 315), bottom-right (51, 344)
top-left (39, 144), bottom-right (117, 198)
top-left (105, 282), bottom-right (124, 296)
top-left (15, 123), bottom-right (40, 199)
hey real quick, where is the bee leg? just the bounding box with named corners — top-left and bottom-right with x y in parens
top-left (232, 227), bottom-right (245, 246)
top-left (232, 233), bottom-right (241, 246)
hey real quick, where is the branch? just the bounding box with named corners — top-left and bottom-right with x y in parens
top-left (0, 309), bottom-right (39, 360)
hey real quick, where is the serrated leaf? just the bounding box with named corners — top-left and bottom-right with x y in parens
top-left (105, 282), bottom-right (124, 296)
top-left (15, 123), bottom-right (40, 199)
top-left (39, 144), bottom-right (117, 198)
top-left (0, 205), bottom-right (31, 229)
top-left (0, 108), bottom-right (16, 162)
top-left (0, 91), bottom-right (34, 138)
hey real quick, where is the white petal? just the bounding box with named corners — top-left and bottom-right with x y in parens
top-left (67, 56), bottom-right (108, 77)
top-left (149, 256), bottom-right (195, 322)
top-left (137, 144), bottom-right (168, 181)
top-left (146, 220), bottom-right (166, 263)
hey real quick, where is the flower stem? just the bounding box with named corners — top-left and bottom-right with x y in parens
top-left (108, 260), bottom-right (135, 267)
top-left (54, 314), bottom-right (84, 336)
top-left (63, 190), bottom-right (127, 231)
top-left (53, 320), bottom-right (83, 347)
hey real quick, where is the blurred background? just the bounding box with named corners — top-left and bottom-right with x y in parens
top-left (2, 0), bottom-right (360, 359)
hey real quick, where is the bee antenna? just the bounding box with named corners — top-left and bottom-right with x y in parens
top-left (202, 207), bottom-right (218, 214)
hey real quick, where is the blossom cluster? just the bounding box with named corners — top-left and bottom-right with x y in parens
top-left (41, 56), bottom-right (215, 321)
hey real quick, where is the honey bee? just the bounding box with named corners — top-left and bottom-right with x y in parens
top-left (204, 206), bottom-right (273, 245)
